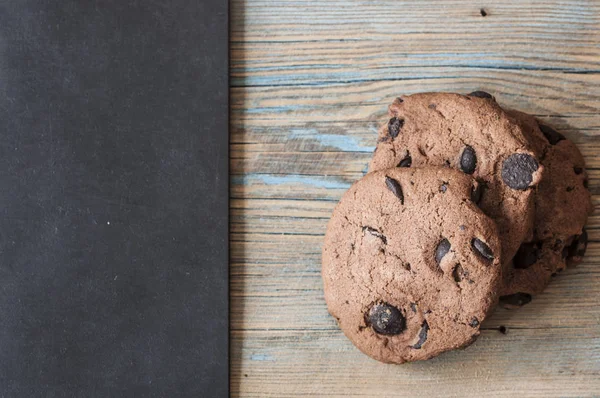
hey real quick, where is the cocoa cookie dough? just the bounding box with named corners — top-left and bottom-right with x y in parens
top-left (369, 93), bottom-right (544, 281)
top-left (322, 167), bottom-right (502, 363)
top-left (500, 110), bottom-right (593, 304)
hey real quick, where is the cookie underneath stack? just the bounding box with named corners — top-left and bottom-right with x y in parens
top-left (322, 92), bottom-right (593, 363)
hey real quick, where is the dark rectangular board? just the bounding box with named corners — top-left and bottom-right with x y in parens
top-left (0, 1), bottom-right (228, 396)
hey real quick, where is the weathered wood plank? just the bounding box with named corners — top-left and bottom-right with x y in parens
top-left (231, 327), bottom-right (600, 397)
top-left (231, 76), bottom-right (600, 124)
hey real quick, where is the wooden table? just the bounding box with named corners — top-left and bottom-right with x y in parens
top-left (230, 1), bottom-right (600, 396)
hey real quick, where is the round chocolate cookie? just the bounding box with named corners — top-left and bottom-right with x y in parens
top-left (322, 167), bottom-right (502, 363)
top-left (499, 110), bottom-right (593, 304)
top-left (369, 92), bottom-right (544, 282)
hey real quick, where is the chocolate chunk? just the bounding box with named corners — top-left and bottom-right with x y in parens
top-left (435, 239), bottom-right (451, 265)
top-left (539, 124), bottom-right (565, 145)
top-left (500, 293), bottom-right (532, 307)
top-left (469, 317), bottom-right (479, 327)
top-left (468, 91), bottom-right (493, 99)
top-left (514, 242), bottom-right (540, 269)
top-left (363, 226), bottom-right (387, 244)
top-left (367, 302), bottom-right (406, 335)
top-left (385, 176), bottom-right (404, 204)
top-left (412, 321), bottom-right (429, 349)
top-left (574, 167), bottom-right (583, 175)
top-left (471, 181), bottom-right (484, 204)
top-left (388, 117), bottom-right (404, 138)
top-left (460, 146), bottom-right (477, 174)
top-left (398, 153), bottom-right (412, 168)
top-left (567, 229), bottom-right (588, 261)
top-left (501, 153), bottom-right (539, 190)
top-left (471, 238), bottom-right (494, 261)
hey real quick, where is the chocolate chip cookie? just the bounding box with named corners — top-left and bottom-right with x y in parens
top-left (322, 167), bottom-right (502, 363)
top-left (500, 110), bottom-right (593, 304)
top-left (369, 93), bottom-right (544, 283)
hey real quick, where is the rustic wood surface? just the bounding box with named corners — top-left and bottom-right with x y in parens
top-left (230, 1), bottom-right (600, 396)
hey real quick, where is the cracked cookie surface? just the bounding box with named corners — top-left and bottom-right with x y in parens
top-left (322, 167), bottom-right (502, 363)
top-left (369, 92), bottom-right (543, 280)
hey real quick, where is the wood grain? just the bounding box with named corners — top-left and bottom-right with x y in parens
top-left (231, 0), bottom-right (600, 396)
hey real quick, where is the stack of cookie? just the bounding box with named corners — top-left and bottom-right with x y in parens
top-left (322, 92), bottom-right (593, 363)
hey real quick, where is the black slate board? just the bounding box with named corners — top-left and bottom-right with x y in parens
top-left (0, 1), bottom-right (229, 396)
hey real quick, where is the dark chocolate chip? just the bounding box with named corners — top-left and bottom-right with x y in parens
top-left (551, 272), bottom-right (558, 277)
top-left (566, 186), bottom-right (575, 192)
top-left (479, 8), bottom-right (487, 17)
top-left (410, 303), bottom-right (417, 313)
top-left (460, 145), bottom-right (477, 174)
top-left (363, 226), bottom-right (387, 244)
top-left (388, 117), bottom-right (404, 138)
top-left (440, 183), bottom-right (448, 193)
top-left (468, 90), bottom-right (493, 99)
top-left (574, 167), bottom-right (583, 175)
top-left (514, 242), bottom-right (540, 269)
top-left (471, 238), bottom-right (494, 261)
top-left (428, 103), bottom-right (436, 109)
top-left (539, 124), bottom-right (565, 145)
top-left (500, 293), bottom-right (532, 307)
top-left (444, 159), bottom-right (451, 168)
top-left (396, 97), bottom-right (404, 103)
top-left (498, 326), bottom-right (507, 334)
top-left (501, 153), bottom-right (539, 190)
top-left (568, 229), bottom-right (588, 260)
top-left (398, 153), bottom-right (412, 168)
top-left (367, 302), bottom-right (406, 335)
top-left (412, 321), bottom-right (429, 349)
top-left (435, 238), bottom-right (451, 265)
top-left (471, 181), bottom-right (485, 204)
top-left (385, 176), bottom-right (404, 204)
top-left (469, 317), bottom-right (479, 327)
